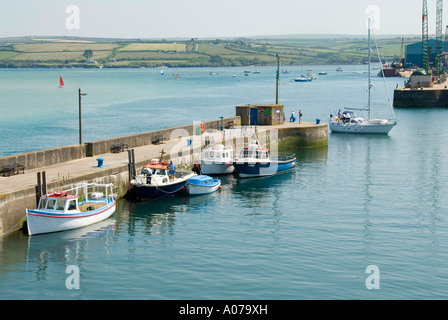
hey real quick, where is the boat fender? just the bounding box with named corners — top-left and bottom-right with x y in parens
top-left (218, 185), bottom-right (222, 189)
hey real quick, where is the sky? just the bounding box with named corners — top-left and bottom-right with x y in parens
top-left (0, 0), bottom-right (447, 39)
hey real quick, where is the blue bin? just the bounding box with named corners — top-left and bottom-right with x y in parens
top-left (316, 119), bottom-right (320, 125)
top-left (96, 158), bottom-right (105, 168)
top-left (186, 138), bottom-right (192, 146)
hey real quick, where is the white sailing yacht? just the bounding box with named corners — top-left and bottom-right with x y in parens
top-left (329, 18), bottom-right (397, 134)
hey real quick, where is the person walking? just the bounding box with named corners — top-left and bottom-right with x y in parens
top-left (298, 109), bottom-right (302, 124)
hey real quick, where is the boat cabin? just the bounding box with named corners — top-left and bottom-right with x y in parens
top-left (239, 144), bottom-right (270, 160)
top-left (202, 144), bottom-right (233, 162)
top-left (188, 175), bottom-right (218, 186)
top-left (37, 192), bottom-right (80, 213)
top-left (138, 159), bottom-right (175, 185)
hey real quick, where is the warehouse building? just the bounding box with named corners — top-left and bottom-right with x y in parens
top-left (405, 39), bottom-right (447, 68)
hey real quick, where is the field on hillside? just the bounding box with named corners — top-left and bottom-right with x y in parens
top-left (0, 36), bottom-right (417, 68)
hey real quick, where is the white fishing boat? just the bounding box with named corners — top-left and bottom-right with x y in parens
top-left (200, 143), bottom-right (235, 175)
top-left (329, 18), bottom-right (397, 134)
top-left (25, 183), bottom-right (117, 236)
top-left (186, 175), bottom-right (221, 195)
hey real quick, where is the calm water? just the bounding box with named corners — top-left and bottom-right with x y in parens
top-left (1, 66), bottom-right (448, 300)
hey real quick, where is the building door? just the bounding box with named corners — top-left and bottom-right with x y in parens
top-left (250, 108), bottom-right (257, 125)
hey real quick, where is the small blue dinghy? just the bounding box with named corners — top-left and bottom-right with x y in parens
top-left (186, 175), bottom-right (221, 195)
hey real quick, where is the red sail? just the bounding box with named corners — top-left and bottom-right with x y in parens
top-left (59, 76), bottom-right (64, 87)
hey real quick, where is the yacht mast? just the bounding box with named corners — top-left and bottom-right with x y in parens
top-left (367, 17), bottom-right (372, 120)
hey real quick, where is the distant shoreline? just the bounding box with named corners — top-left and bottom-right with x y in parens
top-left (0, 35), bottom-right (414, 68)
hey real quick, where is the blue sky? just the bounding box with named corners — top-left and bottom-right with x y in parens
top-left (0, 1), bottom-right (446, 39)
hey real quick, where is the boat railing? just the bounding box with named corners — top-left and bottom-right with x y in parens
top-left (44, 183), bottom-right (116, 202)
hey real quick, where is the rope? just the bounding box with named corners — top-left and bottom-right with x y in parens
top-left (371, 27), bottom-right (396, 121)
top-left (144, 172), bottom-right (188, 194)
top-left (0, 215), bottom-right (26, 238)
top-left (154, 183), bottom-right (186, 194)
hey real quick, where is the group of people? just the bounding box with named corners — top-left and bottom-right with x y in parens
top-left (290, 109), bottom-right (303, 123)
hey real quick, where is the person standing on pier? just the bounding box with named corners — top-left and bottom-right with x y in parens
top-left (290, 110), bottom-right (296, 122)
top-left (299, 109), bottom-right (302, 124)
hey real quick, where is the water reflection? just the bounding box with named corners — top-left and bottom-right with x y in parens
top-left (25, 220), bottom-right (116, 280)
top-left (287, 146), bottom-right (328, 164)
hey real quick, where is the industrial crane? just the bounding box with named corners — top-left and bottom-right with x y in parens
top-left (435, 0), bottom-right (443, 75)
top-left (422, 0), bottom-right (429, 73)
top-left (422, 0), bottom-right (444, 75)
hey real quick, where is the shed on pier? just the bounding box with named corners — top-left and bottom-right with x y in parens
top-left (236, 104), bottom-right (284, 126)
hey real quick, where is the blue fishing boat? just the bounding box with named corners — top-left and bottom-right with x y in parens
top-left (186, 175), bottom-right (221, 195)
top-left (233, 143), bottom-right (296, 178)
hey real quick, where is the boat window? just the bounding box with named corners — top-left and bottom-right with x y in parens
top-left (242, 150), bottom-right (252, 158)
top-left (56, 199), bottom-right (65, 211)
top-left (156, 169), bottom-right (166, 175)
top-left (46, 199), bottom-right (56, 210)
top-left (216, 153), bottom-right (221, 158)
top-left (202, 181), bottom-right (207, 185)
top-left (256, 151), bottom-right (267, 159)
top-left (38, 198), bottom-right (47, 210)
top-left (210, 151), bottom-right (214, 157)
top-left (205, 152), bottom-right (209, 158)
top-left (67, 199), bottom-right (77, 211)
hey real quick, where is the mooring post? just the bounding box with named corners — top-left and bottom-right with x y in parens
top-left (128, 149), bottom-right (136, 183)
top-left (36, 172), bottom-right (42, 206)
top-left (131, 149), bottom-right (136, 178)
top-left (42, 171), bottom-right (47, 195)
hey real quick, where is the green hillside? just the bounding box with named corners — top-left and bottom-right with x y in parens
top-left (0, 36), bottom-right (419, 68)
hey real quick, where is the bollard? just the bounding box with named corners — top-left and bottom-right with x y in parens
top-left (96, 158), bottom-right (105, 168)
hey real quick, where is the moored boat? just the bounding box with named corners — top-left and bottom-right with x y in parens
top-left (200, 143), bottom-right (234, 175)
top-left (128, 156), bottom-right (196, 202)
top-left (186, 175), bottom-right (221, 195)
top-left (233, 143), bottom-right (296, 178)
top-left (25, 183), bottom-right (117, 236)
top-left (329, 18), bottom-right (397, 134)
top-left (294, 75), bottom-right (312, 82)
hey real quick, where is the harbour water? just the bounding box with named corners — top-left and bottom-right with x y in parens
top-left (1, 66), bottom-right (448, 300)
